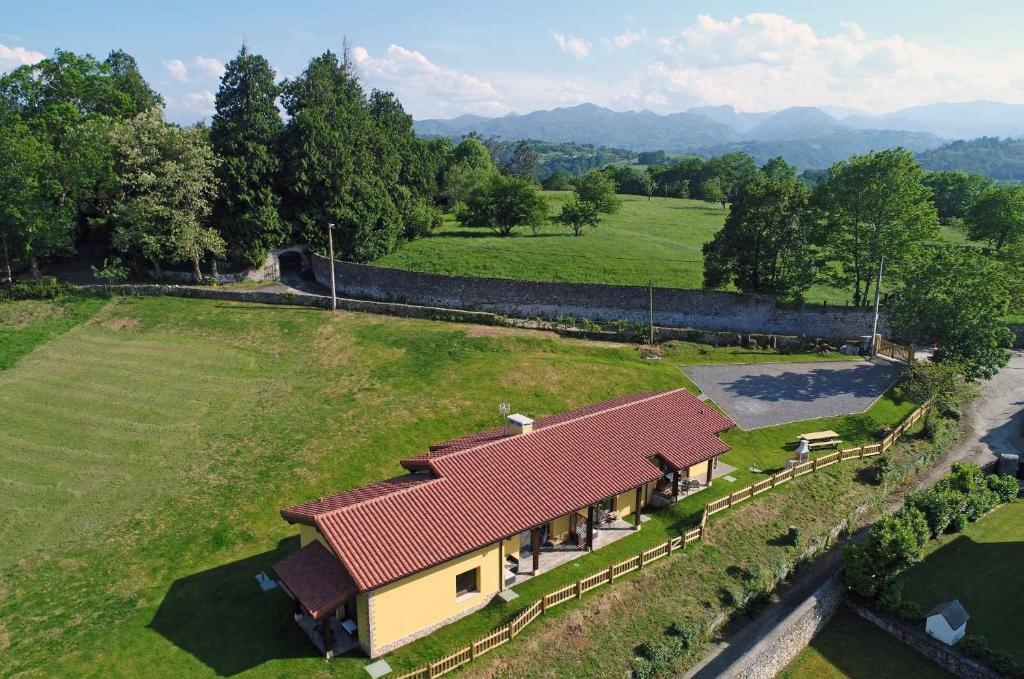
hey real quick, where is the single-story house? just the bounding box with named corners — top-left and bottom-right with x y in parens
top-left (925, 599), bottom-right (969, 645)
top-left (273, 388), bottom-right (735, 658)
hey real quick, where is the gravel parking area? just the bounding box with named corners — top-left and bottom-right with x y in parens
top-left (681, 359), bottom-right (905, 430)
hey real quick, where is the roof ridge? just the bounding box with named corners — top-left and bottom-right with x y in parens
top-left (316, 473), bottom-right (447, 522)
top-left (420, 389), bottom-right (685, 467)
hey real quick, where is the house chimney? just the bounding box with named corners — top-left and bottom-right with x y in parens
top-left (506, 413), bottom-right (534, 436)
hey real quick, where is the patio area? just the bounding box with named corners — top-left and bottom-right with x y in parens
top-left (505, 517), bottom-right (638, 587)
top-left (293, 611), bottom-right (360, 658)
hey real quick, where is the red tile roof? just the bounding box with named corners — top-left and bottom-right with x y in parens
top-left (281, 389), bottom-right (734, 592)
top-left (273, 541), bottom-right (357, 619)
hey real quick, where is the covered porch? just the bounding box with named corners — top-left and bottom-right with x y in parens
top-left (273, 541), bottom-right (361, 658)
top-left (649, 455), bottom-right (736, 507)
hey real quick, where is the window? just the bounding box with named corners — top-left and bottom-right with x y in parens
top-left (455, 567), bottom-right (479, 598)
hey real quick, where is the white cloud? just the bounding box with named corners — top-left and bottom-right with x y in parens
top-left (183, 90), bottom-right (216, 114)
top-left (194, 56), bottom-right (225, 79)
top-left (352, 43), bottom-right (509, 118)
top-left (603, 28), bottom-right (647, 50)
top-left (638, 13), bottom-right (1024, 112)
top-left (552, 33), bottom-right (590, 59)
top-left (164, 58), bottom-right (188, 82)
top-left (0, 43), bottom-right (44, 72)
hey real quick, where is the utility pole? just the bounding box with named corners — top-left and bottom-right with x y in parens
top-left (870, 255), bottom-right (884, 356)
top-left (648, 279), bottom-right (655, 345)
top-left (327, 223), bottom-right (337, 311)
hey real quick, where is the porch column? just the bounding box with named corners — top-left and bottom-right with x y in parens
top-left (531, 527), bottom-right (541, 574)
top-left (672, 471), bottom-right (681, 501)
top-left (633, 486), bottom-right (643, 530)
top-left (323, 615), bottom-right (332, 659)
top-left (586, 505), bottom-right (595, 550)
top-left (706, 458), bottom-right (714, 485)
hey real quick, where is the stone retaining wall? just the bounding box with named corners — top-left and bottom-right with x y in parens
top-left (310, 254), bottom-right (886, 340)
top-left (846, 601), bottom-right (1000, 679)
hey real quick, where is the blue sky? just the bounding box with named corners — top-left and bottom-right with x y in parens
top-left (3, 1), bottom-right (1023, 123)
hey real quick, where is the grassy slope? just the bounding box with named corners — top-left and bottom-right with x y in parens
top-left (373, 191), bottom-right (979, 307)
top-left (898, 499), bottom-right (1024, 664)
top-left (779, 607), bottom-right (951, 679)
top-left (0, 295), bottom-right (107, 371)
top-left (375, 192), bottom-right (851, 304)
top-left (1, 296), bottom-right (893, 678)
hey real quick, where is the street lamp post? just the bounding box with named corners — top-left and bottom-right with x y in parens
top-left (870, 256), bottom-right (884, 356)
top-left (327, 223), bottom-right (337, 311)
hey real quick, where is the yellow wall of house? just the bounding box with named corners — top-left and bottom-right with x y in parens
top-left (356, 592), bottom-right (371, 652)
top-left (368, 543), bottom-right (501, 653)
top-left (549, 513), bottom-right (571, 542)
top-left (614, 486), bottom-right (643, 519)
top-left (687, 460), bottom-right (710, 481)
top-left (501, 534), bottom-right (519, 561)
top-left (299, 524), bottom-right (330, 549)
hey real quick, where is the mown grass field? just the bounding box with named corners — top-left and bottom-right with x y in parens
top-left (897, 499), bottom-right (1024, 665)
top-left (373, 191), bottom-right (984, 308)
top-left (779, 606), bottom-right (951, 679)
top-left (0, 293), bottom-right (924, 678)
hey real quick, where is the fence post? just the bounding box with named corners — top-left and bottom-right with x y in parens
top-left (727, 492), bottom-right (734, 508)
top-left (576, 579), bottom-right (583, 599)
top-left (812, 457), bottom-right (818, 471)
top-left (667, 539), bottom-right (673, 556)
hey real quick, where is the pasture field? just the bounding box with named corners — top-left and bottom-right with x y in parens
top-left (779, 607), bottom-right (951, 679)
top-left (373, 191), bottom-right (981, 308)
top-left (0, 294), bottom-right (917, 677)
top-left (898, 499), bottom-right (1024, 665)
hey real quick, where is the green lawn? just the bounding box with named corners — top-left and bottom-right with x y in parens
top-left (0, 295), bottom-right (917, 678)
top-left (0, 295), bottom-right (107, 371)
top-left (372, 191), bottom-right (983, 307)
top-left (897, 499), bottom-right (1024, 665)
top-left (780, 607), bottom-right (951, 679)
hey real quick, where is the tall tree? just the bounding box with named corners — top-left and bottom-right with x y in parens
top-left (507, 140), bottom-right (540, 179)
top-left (703, 175), bottom-right (815, 301)
top-left (104, 50), bottom-right (164, 115)
top-left (814, 149), bottom-right (939, 306)
top-left (0, 118), bottom-right (68, 279)
top-left (279, 51), bottom-right (402, 260)
top-left (702, 151), bottom-right (759, 204)
top-left (210, 44), bottom-right (287, 266)
top-left (922, 170), bottom-right (993, 223)
top-left (555, 170), bottom-right (621, 236)
top-left (966, 185), bottom-right (1024, 250)
top-left (760, 156), bottom-right (798, 183)
top-left (890, 245), bottom-right (1014, 380)
top-left (108, 109), bottom-right (223, 282)
top-left (452, 137), bottom-right (493, 171)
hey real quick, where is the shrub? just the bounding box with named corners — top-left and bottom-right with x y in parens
top-left (404, 202), bottom-right (443, 240)
top-left (951, 512), bottom-right (969, 532)
top-left (91, 257), bottom-right (130, 286)
top-left (1, 277), bottom-right (76, 301)
top-left (906, 488), bottom-right (961, 537)
top-left (957, 633), bottom-right (989, 659)
top-left (988, 474), bottom-right (1020, 502)
top-left (788, 525), bottom-right (801, 547)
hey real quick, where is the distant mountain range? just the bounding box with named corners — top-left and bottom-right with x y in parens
top-left (414, 101), bottom-right (1024, 170)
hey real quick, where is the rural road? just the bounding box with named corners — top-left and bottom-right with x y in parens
top-left (685, 351), bottom-right (1024, 679)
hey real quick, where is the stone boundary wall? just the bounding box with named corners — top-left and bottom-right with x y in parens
top-left (846, 601), bottom-right (1000, 679)
top-left (716, 573), bottom-right (845, 679)
top-left (81, 285), bottom-right (500, 325)
top-left (310, 254), bottom-right (887, 340)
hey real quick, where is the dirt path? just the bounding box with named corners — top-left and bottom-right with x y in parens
top-left (686, 351), bottom-right (1024, 678)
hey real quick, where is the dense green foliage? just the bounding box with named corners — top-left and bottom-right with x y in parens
top-left (210, 45), bottom-right (287, 266)
top-left (917, 136), bottom-right (1024, 182)
top-left (814, 149), bottom-right (939, 306)
top-left (844, 463), bottom-right (1018, 604)
top-left (966, 184), bottom-right (1024, 250)
top-left (889, 245), bottom-right (1014, 379)
top-left (703, 170), bottom-right (814, 300)
top-left (922, 170), bottom-right (994, 223)
top-left (555, 170), bottom-right (622, 236)
top-left (455, 173), bottom-right (547, 236)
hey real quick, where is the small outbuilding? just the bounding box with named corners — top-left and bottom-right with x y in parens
top-left (925, 599), bottom-right (969, 645)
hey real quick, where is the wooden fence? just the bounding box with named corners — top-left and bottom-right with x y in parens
top-left (701, 399), bottom-right (929, 525)
top-left (876, 337), bottom-right (915, 364)
top-left (394, 401), bottom-right (931, 679)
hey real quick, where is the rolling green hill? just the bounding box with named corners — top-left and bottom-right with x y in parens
top-left (376, 192), bottom-right (858, 305)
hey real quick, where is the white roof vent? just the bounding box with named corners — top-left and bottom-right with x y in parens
top-left (506, 413), bottom-right (534, 436)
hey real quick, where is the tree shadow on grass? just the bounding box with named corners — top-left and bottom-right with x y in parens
top-left (149, 537), bottom-right (318, 676)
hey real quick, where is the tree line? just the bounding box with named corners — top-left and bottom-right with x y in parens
top-left (0, 45), bottom-right (460, 283)
top-left (696, 148), bottom-right (1020, 379)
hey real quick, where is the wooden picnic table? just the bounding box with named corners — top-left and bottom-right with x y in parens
top-left (798, 430), bottom-right (840, 442)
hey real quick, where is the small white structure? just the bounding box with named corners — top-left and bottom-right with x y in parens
top-left (925, 599), bottom-right (969, 645)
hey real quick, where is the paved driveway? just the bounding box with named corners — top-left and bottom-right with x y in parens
top-left (680, 359), bottom-right (905, 430)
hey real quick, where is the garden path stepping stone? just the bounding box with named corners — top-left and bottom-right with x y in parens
top-left (365, 660), bottom-right (392, 678)
top-left (723, 475), bottom-right (738, 482)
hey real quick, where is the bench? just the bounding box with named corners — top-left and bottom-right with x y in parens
top-left (808, 439), bottom-right (842, 450)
